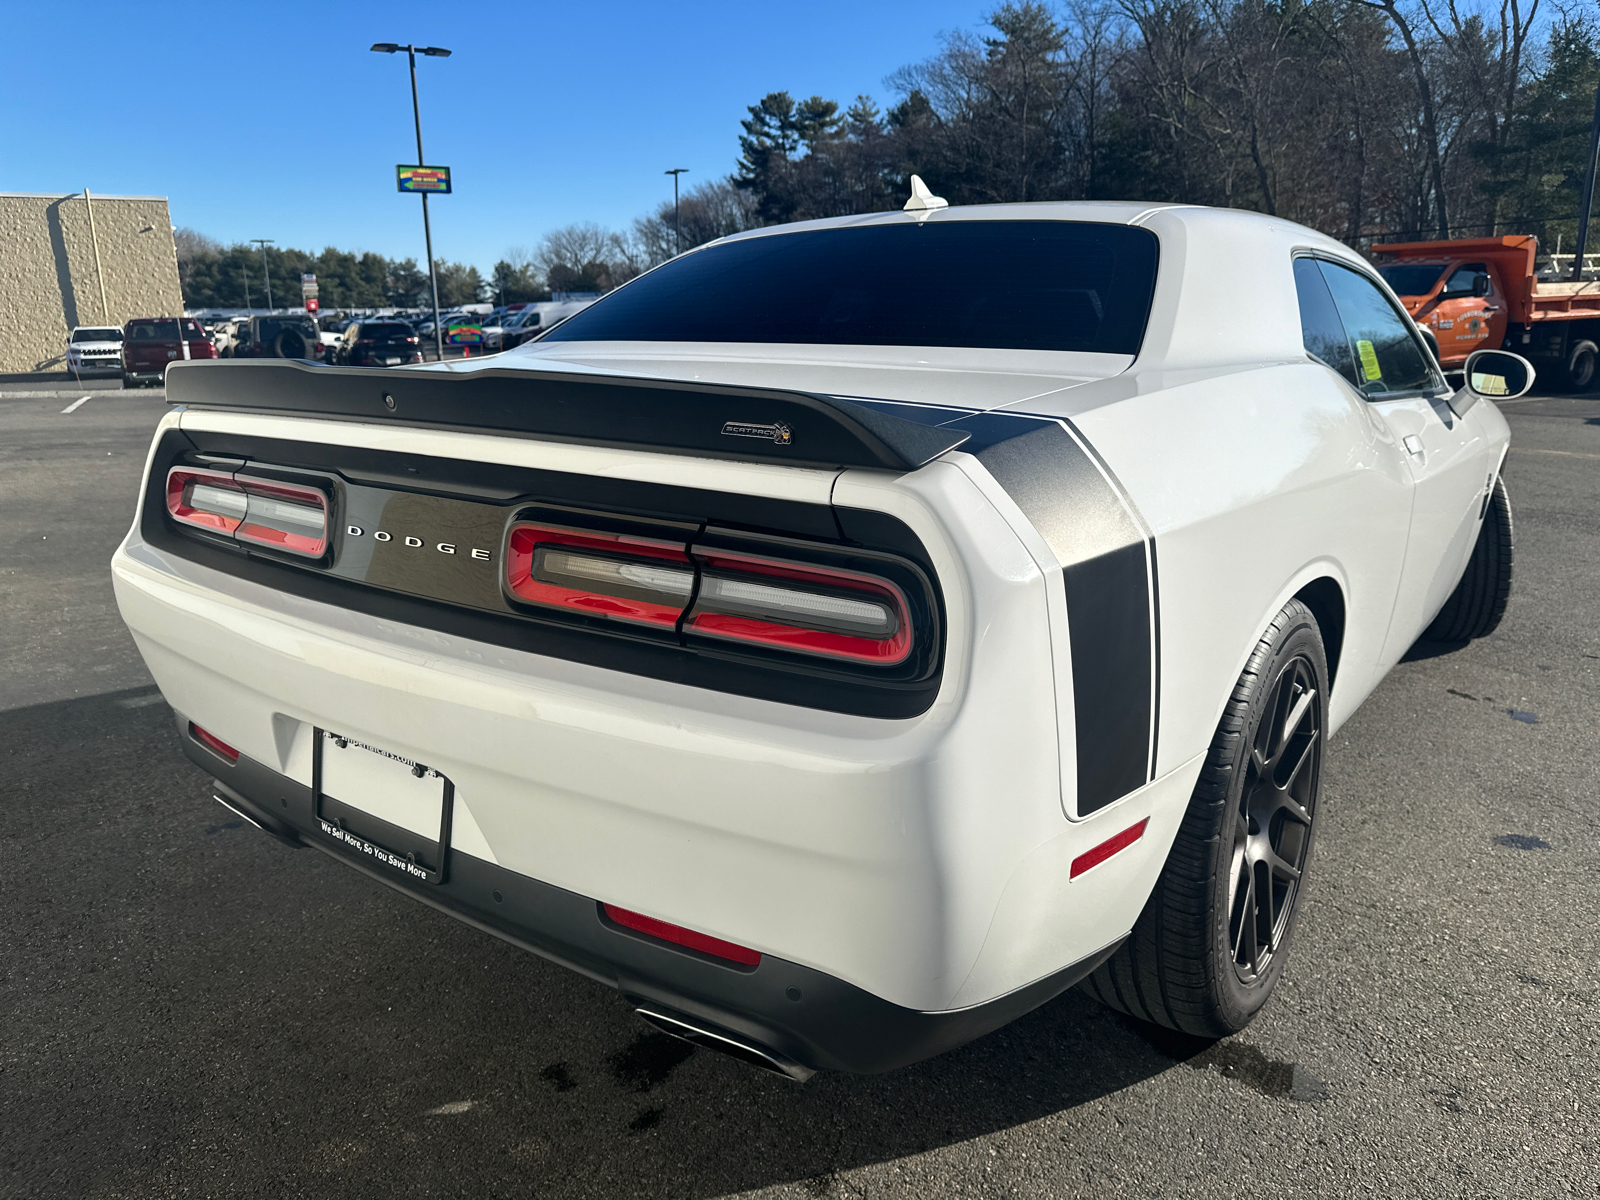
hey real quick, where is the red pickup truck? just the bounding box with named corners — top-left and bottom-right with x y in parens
top-left (1374, 236), bottom-right (1600, 390)
top-left (122, 318), bottom-right (217, 388)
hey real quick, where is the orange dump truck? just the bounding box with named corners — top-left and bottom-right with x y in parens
top-left (1373, 235), bottom-right (1600, 391)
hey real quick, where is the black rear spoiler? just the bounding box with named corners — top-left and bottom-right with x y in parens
top-left (165, 359), bottom-right (968, 472)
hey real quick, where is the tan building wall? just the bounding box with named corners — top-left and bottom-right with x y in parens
top-left (0, 192), bottom-right (184, 373)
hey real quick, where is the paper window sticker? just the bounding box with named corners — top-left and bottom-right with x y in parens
top-left (1357, 339), bottom-right (1382, 381)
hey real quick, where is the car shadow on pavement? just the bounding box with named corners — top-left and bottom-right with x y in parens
top-left (3, 686), bottom-right (1217, 1200)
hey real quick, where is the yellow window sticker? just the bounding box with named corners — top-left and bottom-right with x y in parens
top-left (1356, 339), bottom-right (1382, 381)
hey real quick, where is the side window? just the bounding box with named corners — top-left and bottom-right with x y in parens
top-left (1442, 262), bottom-right (1489, 297)
top-left (1293, 257), bottom-right (1357, 385)
top-left (1316, 261), bottom-right (1440, 397)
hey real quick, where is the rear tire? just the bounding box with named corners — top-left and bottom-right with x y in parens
top-left (1562, 339), bottom-right (1597, 393)
top-left (1423, 476), bottom-right (1513, 642)
top-left (273, 330), bottom-right (308, 359)
top-left (1082, 599), bottom-right (1327, 1037)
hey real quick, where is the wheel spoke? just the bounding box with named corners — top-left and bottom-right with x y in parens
top-left (1274, 790), bottom-right (1313, 827)
top-left (1267, 847), bottom-right (1302, 883)
top-left (1256, 864), bottom-right (1277, 955)
top-left (1232, 865), bottom-right (1254, 962)
top-left (1278, 729), bottom-right (1319, 796)
top-left (1262, 681), bottom-right (1295, 771)
top-left (1270, 687), bottom-right (1315, 769)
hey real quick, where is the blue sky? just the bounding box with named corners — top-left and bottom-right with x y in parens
top-left (3, 0), bottom-right (993, 272)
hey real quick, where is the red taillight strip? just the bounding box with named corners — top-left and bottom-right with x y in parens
top-left (602, 904), bottom-right (762, 967)
top-left (166, 467), bottom-right (246, 535)
top-left (165, 466), bottom-right (328, 558)
top-left (233, 475), bottom-right (329, 557)
top-left (1070, 818), bottom-right (1149, 879)
top-left (688, 551), bottom-right (912, 665)
top-left (505, 523), bottom-right (693, 629)
top-left (189, 722), bottom-right (240, 765)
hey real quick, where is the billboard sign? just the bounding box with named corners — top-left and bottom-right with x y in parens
top-left (397, 165), bottom-right (452, 194)
top-left (445, 324), bottom-right (483, 346)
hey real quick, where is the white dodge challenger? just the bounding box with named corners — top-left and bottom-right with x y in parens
top-left (113, 202), bottom-right (1527, 1079)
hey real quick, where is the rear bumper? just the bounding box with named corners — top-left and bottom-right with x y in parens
top-left (188, 724), bottom-right (1120, 1074)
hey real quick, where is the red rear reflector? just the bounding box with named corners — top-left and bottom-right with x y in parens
top-left (506, 523), bottom-right (693, 629)
top-left (688, 551), bottom-right (911, 665)
top-left (189, 722), bottom-right (240, 765)
top-left (602, 904), bottom-right (762, 967)
top-left (165, 467), bottom-right (328, 558)
top-left (1070, 818), bottom-right (1149, 879)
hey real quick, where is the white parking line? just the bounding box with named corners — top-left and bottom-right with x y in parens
top-left (60, 395), bottom-right (92, 414)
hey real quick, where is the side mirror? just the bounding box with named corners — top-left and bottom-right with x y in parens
top-left (1449, 349), bottom-right (1534, 416)
top-left (1471, 273), bottom-right (1490, 297)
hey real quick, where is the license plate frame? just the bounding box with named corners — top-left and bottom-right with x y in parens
top-left (313, 729), bottom-right (453, 884)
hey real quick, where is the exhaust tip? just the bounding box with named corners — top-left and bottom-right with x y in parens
top-left (634, 1007), bottom-right (815, 1083)
top-left (211, 783), bottom-right (303, 849)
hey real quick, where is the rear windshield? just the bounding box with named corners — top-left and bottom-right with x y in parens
top-left (361, 323), bottom-right (412, 337)
top-left (259, 318), bottom-right (315, 335)
top-left (1376, 263), bottom-right (1448, 296)
top-left (72, 327), bottom-right (122, 342)
top-left (126, 319), bottom-right (204, 342)
top-left (544, 221), bottom-right (1160, 354)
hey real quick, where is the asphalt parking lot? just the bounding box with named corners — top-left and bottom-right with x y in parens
top-left (2, 378), bottom-right (1596, 1199)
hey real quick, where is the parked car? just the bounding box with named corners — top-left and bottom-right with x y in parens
top-left (121, 317), bottom-right (217, 387)
top-left (334, 320), bottom-right (423, 367)
top-left (119, 201), bottom-right (1528, 1079)
top-left (66, 325), bottom-right (124, 376)
top-left (498, 307), bottom-right (546, 350)
top-left (227, 315), bottom-right (322, 361)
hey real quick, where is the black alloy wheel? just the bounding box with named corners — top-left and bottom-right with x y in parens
top-left (1082, 598), bottom-right (1328, 1037)
top-left (1228, 655), bottom-right (1320, 984)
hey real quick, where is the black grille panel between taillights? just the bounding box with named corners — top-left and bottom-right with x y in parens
top-left (143, 431), bottom-right (944, 717)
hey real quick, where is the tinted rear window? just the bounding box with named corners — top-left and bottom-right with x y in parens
top-left (126, 319), bottom-right (204, 341)
top-left (362, 323), bottom-right (412, 337)
top-left (1376, 263), bottom-right (1448, 296)
top-left (544, 221), bottom-right (1160, 354)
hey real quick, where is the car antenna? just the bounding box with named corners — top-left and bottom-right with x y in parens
top-left (903, 175), bottom-right (948, 221)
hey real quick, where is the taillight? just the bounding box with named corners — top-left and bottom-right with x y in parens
top-left (503, 522), bottom-right (919, 665)
top-left (167, 467), bottom-right (246, 535)
top-left (165, 466), bottom-right (329, 558)
top-left (505, 522), bottom-right (692, 628)
top-left (233, 476), bottom-right (329, 557)
top-left (688, 551), bottom-right (912, 665)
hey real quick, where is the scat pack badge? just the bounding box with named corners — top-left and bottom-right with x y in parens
top-left (721, 420), bottom-right (793, 446)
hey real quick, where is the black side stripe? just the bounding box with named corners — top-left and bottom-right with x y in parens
top-left (904, 406), bottom-right (1160, 816)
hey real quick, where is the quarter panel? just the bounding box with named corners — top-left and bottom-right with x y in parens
top-left (1069, 363), bottom-right (1413, 764)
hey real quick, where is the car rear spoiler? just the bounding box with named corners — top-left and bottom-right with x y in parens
top-left (164, 359), bottom-right (969, 472)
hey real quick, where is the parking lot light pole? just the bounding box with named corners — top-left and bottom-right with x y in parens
top-left (665, 168), bottom-right (688, 257)
top-left (371, 42), bottom-right (451, 360)
top-left (250, 238), bottom-right (274, 310)
top-left (1570, 68), bottom-right (1600, 282)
